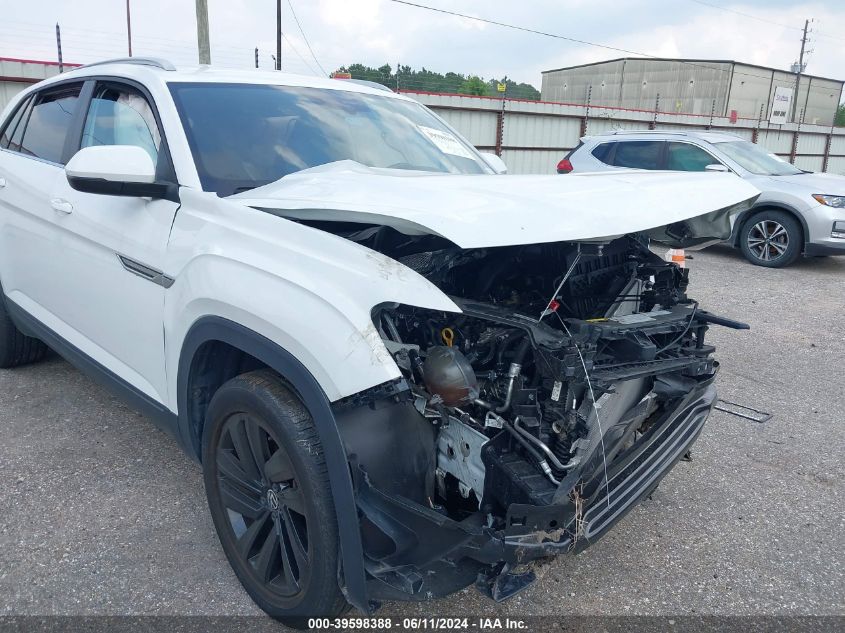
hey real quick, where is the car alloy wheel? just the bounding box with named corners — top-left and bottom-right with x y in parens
top-left (215, 414), bottom-right (310, 598)
top-left (746, 219), bottom-right (789, 263)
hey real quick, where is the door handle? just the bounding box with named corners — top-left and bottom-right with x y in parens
top-left (0, 178), bottom-right (6, 188)
top-left (50, 198), bottom-right (73, 214)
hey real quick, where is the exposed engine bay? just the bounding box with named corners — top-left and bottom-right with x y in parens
top-left (323, 222), bottom-right (744, 601)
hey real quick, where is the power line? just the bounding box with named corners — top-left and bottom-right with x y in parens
top-left (688, 0), bottom-right (801, 31)
top-left (386, 0), bottom-right (831, 84)
top-left (282, 33), bottom-right (320, 76)
top-left (688, 0), bottom-right (845, 43)
top-left (286, 0), bottom-right (328, 76)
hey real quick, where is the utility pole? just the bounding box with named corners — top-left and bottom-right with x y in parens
top-left (196, 0), bottom-right (211, 64)
top-left (791, 18), bottom-right (811, 123)
top-left (126, 0), bottom-right (133, 56)
top-left (55, 23), bottom-right (63, 73)
top-left (276, 0), bottom-right (282, 70)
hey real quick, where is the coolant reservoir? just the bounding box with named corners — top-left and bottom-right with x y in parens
top-left (422, 346), bottom-right (479, 407)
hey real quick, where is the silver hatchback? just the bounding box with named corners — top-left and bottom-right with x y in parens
top-left (559, 130), bottom-right (845, 267)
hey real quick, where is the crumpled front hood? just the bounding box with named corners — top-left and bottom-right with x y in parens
top-left (232, 161), bottom-right (760, 249)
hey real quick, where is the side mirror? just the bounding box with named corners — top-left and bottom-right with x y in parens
top-left (480, 152), bottom-right (508, 174)
top-left (704, 164), bottom-right (729, 173)
top-left (65, 145), bottom-right (174, 199)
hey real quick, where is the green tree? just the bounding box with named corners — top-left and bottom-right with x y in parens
top-left (835, 103), bottom-right (845, 127)
top-left (487, 76), bottom-right (540, 100)
top-left (459, 76), bottom-right (489, 96)
top-left (331, 62), bottom-right (540, 99)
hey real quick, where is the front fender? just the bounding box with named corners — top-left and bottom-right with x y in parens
top-left (163, 188), bottom-right (460, 408)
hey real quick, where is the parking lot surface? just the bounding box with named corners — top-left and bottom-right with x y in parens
top-left (0, 246), bottom-right (843, 621)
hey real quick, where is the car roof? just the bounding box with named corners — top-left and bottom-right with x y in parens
top-left (583, 129), bottom-right (744, 144)
top-left (19, 57), bottom-right (410, 101)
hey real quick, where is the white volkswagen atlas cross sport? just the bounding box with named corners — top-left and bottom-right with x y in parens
top-left (0, 58), bottom-right (759, 627)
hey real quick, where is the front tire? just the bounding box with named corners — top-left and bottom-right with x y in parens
top-left (202, 369), bottom-right (349, 627)
top-left (0, 293), bottom-right (49, 368)
top-left (739, 210), bottom-right (802, 268)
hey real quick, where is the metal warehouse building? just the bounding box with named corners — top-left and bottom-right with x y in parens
top-left (541, 58), bottom-right (844, 126)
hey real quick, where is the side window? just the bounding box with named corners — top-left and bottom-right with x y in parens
top-left (666, 142), bottom-right (719, 171)
top-left (0, 95), bottom-right (32, 150)
top-left (591, 142), bottom-right (614, 164)
top-left (81, 83), bottom-right (161, 164)
top-left (612, 141), bottom-right (663, 169)
top-left (18, 85), bottom-right (83, 164)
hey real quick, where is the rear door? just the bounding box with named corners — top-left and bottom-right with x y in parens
top-left (610, 140), bottom-right (665, 170)
top-left (0, 82), bottom-right (86, 321)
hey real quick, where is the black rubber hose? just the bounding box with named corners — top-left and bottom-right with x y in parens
top-left (496, 331), bottom-right (526, 367)
top-left (513, 337), bottom-right (532, 366)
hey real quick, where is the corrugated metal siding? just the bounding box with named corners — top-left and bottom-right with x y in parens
top-left (824, 156), bottom-right (845, 175)
top-left (407, 91), bottom-right (845, 176)
top-left (801, 77), bottom-right (842, 126)
top-left (0, 81), bottom-right (31, 113)
top-left (796, 132), bottom-right (828, 155)
top-left (541, 60), bottom-right (842, 126)
top-left (829, 135), bottom-right (845, 155)
top-left (794, 155), bottom-right (824, 172)
top-left (0, 59), bottom-right (70, 110)
top-left (435, 109), bottom-right (498, 147)
top-left (504, 113), bottom-right (580, 149)
top-left (501, 149), bottom-right (560, 175)
top-left (727, 64), bottom-right (774, 120)
top-left (755, 130), bottom-right (794, 154)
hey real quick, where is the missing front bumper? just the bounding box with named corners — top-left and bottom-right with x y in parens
top-left (354, 378), bottom-right (717, 603)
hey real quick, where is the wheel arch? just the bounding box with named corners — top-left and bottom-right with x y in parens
top-left (176, 315), bottom-right (369, 614)
top-left (731, 203), bottom-right (808, 250)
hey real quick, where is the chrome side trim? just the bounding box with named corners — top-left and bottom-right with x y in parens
top-left (117, 254), bottom-right (175, 288)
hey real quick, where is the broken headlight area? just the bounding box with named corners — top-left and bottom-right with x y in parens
top-left (334, 233), bottom-right (739, 603)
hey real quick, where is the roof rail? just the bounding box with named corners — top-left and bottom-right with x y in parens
top-left (80, 57), bottom-right (176, 71)
top-left (606, 129), bottom-right (692, 136)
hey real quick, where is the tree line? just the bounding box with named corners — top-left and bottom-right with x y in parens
top-left (333, 63), bottom-right (541, 99)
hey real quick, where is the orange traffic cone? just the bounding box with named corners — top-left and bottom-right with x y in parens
top-left (665, 248), bottom-right (686, 268)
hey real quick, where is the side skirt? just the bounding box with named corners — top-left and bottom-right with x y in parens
top-left (5, 298), bottom-right (179, 439)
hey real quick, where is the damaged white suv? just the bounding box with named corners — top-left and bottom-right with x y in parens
top-left (0, 58), bottom-right (759, 625)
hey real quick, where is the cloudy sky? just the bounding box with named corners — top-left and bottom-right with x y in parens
top-left (1, 0), bottom-right (844, 89)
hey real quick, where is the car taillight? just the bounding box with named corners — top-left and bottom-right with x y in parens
top-left (557, 158), bottom-right (573, 174)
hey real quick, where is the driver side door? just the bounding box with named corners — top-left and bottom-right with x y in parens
top-left (47, 79), bottom-right (180, 406)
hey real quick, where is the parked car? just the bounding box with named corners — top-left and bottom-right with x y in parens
top-left (0, 58), bottom-right (759, 626)
top-left (558, 130), bottom-right (845, 267)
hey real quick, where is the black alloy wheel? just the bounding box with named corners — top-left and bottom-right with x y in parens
top-left (203, 370), bottom-right (349, 627)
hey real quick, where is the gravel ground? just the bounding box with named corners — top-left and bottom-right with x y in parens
top-left (0, 246), bottom-right (843, 622)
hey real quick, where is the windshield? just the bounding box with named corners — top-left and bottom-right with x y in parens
top-left (715, 140), bottom-right (802, 176)
top-left (169, 82), bottom-right (488, 196)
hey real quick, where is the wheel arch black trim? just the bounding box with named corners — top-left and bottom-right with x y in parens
top-left (176, 315), bottom-right (369, 614)
top-left (731, 203), bottom-right (809, 250)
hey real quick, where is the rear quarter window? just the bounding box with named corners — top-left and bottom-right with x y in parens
top-left (0, 96), bottom-right (32, 150)
top-left (591, 142), bottom-right (614, 164)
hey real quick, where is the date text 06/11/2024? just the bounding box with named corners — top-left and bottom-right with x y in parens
top-left (307, 617), bottom-right (529, 630)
